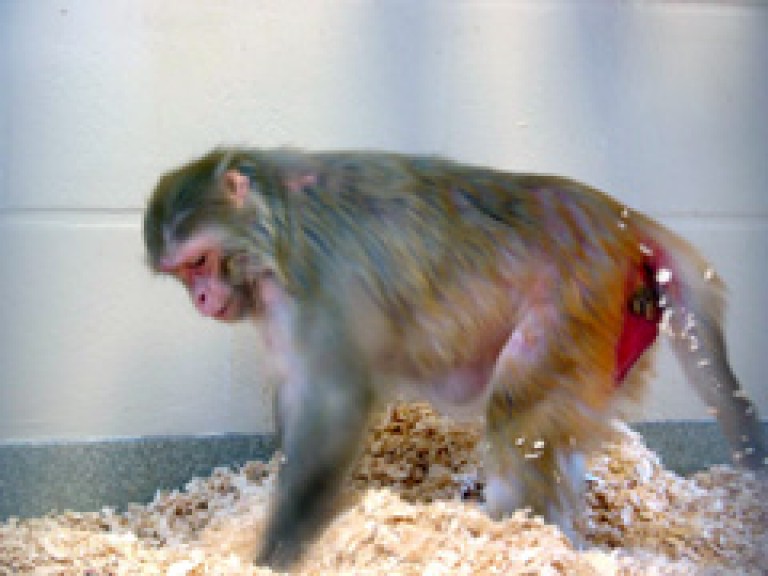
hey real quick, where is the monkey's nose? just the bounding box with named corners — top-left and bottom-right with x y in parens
top-left (195, 292), bottom-right (216, 316)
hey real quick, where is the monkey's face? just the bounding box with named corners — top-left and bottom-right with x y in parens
top-left (160, 232), bottom-right (254, 323)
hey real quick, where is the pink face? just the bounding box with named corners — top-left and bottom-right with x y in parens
top-left (160, 233), bottom-right (243, 322)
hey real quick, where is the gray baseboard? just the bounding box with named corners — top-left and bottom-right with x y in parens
top-left (631, 421), bottom-right (768, 476)
top-left (0, 434), bottom-right (277, 520)
top-left (1, 422), bottom-right (765, 521)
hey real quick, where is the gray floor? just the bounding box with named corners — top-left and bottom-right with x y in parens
top-left (1, 422), bottom-right (764, 520)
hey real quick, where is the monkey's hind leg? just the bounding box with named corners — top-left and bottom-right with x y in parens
top-left (483, 383), bottom-right (596, 544)
top-left (481, 302), bottom-right (618, 543)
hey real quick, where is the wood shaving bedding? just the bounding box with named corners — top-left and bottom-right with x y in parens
top-left (1, 403), bottom-right (765, 575)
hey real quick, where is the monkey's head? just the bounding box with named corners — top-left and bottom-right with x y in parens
top-left (144, 150), bottom-right (275, 322)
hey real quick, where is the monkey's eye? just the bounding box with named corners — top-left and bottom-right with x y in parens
top-left (189, 253), bottom-right (207, 269)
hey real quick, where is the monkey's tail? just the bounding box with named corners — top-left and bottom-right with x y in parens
top-left (635, 215), bottom-right (766, 469)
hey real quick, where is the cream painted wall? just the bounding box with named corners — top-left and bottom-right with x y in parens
top-left (1, 0), bottom-right (766, 441)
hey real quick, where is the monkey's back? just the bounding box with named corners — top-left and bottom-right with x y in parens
top-left (280, 151), bottom-right (639, 298)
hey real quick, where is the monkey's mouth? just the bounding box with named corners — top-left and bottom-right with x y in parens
top-left (213, 300), bottom-right (232, 320)
top-left (213, 298), bottom-right (246, 322)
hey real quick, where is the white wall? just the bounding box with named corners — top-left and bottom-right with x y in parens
top-left (1, 0), bottom-right (766, 441)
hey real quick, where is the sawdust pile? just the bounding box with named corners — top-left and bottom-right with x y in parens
top-left (1, 403), bottom-right (766, 575)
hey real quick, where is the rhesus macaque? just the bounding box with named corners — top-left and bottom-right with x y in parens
top-left (144, 148), bottom-right (766, 569)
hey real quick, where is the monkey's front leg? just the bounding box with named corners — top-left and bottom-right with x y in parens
top-left (256, 300), bottom-right (373, 569)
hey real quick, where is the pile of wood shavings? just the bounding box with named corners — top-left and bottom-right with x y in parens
top-left (1, 404), bottom-right (766, 575)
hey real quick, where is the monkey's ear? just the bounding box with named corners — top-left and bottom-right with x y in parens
top-left (284, 172), bottom-right (318, 194)
top-left (224, 170), bottom-right (250, 209)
